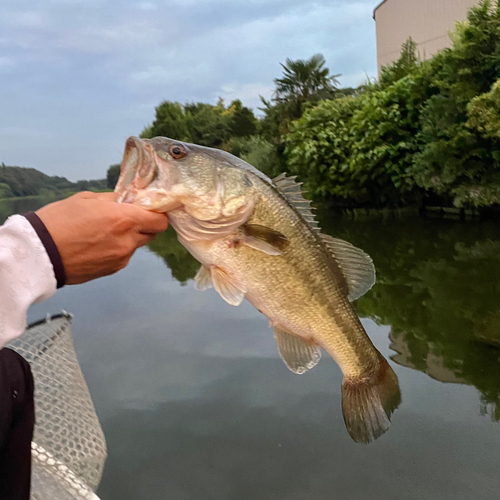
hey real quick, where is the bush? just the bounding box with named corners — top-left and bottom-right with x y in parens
top-left (225, 136), bottom-right (283, 179)
top-left (287, 0), bottom-right (500, 208)
top-left (467, 79), bottom-right (500, 139)
top-left (0, 182), bottom-right (14, 198)
top-left (408, 0), bottom-right (500, 207)
top-left (286, 72), bottom-right (429, 207)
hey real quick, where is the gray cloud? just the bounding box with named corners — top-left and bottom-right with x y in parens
top-left (0, 0), bottom-right (378, 180)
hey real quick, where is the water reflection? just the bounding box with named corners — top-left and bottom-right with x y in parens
top-left (0, 195), bottom-right (64, 224)
top-left (147, 228), bottom-right (199, 285)
top-left (1, 197), bottom-right (493, 499)
top-left (147, 214), bottom-right (500, 421)
top-left (96, 351), bottom-right (495, 500)
top-left (323, 215), bottom-right (500, 422)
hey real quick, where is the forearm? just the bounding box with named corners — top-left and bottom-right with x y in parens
top-left (0, 192), bottom-right (168, 348)
top-left (0, 215), bottom-right (57, 348)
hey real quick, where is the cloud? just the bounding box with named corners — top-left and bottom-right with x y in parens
top-left (0, 57), bottom-right (16, 73)
top-left (136, 2), bottom-right (158, 11)
top-left (0, 1), bottom-right (378, 179)
top-left (124, 1), bottom-right (376, 99)
top-left (3, 10), bottom-right (47, 28)
top-left (219, 83), bottom-right (274, 110)
top-left (59, 22), bottom-right (164, 53)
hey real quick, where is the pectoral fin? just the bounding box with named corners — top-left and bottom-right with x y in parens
top-left (194, 266), bottom-right (212, 291)
top-left (274, 327), bottom-right (321, 374)
top-left (242, 224), bottom-right (288, 256)
top-left (211, 266), bottom-right (246, 306)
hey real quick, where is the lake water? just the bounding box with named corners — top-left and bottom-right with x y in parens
top-left (2, 198), bottom-right (499, 500)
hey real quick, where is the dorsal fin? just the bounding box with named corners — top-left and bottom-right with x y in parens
top-left (321, 234), bottom-right (376, 301)
top-left (273, 173), bottom-right (320, 231)
top-left (272, 173), bottom-right (375, 301)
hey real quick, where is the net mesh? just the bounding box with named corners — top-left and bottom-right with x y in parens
top-left (6, 313), bottom-right (107, 500)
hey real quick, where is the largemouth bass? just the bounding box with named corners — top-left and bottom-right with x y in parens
top-left (115, 136), bottom-right (401, 443)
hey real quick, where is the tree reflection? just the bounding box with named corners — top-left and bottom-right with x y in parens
top-left (146, 227), bottom-right (199, 285)
top-left (0, 195), bottom-right (62, 224)
top-left (320, 214), bottom-right (500, 422)
top-left (147, 213), bottom-right (500, 421)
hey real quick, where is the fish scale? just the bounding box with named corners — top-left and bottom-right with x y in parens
top-left (115, 135), bottom-right (402, 444)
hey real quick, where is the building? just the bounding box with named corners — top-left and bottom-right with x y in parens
top-left (374, 0), bottom-right (481, 74)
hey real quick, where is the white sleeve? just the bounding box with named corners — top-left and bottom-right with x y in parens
top-left (0, 215), bottom-right (57, 348)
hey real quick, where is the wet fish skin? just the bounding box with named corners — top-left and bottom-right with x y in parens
top-left (115, 136), bottom-right (401, 443)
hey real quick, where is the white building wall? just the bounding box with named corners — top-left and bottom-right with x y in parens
top-left (374, 0), bottom-right (481, 74)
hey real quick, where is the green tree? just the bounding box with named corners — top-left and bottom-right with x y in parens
top-left (467, 78), bottom-right (500, 139)
top-left (227, 99), bottom-right (257, 137)
top-left (0, 182), bottom-right (14, 198)
top-left (0, 165), bottom-right (74, 196)
top-left (256, 54), bottom-right (347, 184)
top-left (378, 38), bottom-right (419, 88)
top-left (143, 101), bottom-right (192, 141)
top-left (261, 54), bottom-right (341, 139)
top-left (139, 124), bottom-right (154, 139)
top-left (286, 69), bottom-right (429, 206)
top-left (185, 99), bottom-right (232, 148)
top-left (286, 1), bottom-right (500, 209)
top-left (107, 164), bottom-right (121, 189)
top-left (285, 96), bottom-right (360, 201)
top-left (142, 98), bottom-right (258, 149)
top-left (274, 54), bottom-right (340, 120)
top-left (409, 0), bottom-right (500, 207)
top-left (225, 135), bottom-right (282, 179)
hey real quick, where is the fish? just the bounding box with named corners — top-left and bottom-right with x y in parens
top-left (115, 136), bottom-right (402, 443)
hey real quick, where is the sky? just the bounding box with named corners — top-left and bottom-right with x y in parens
top-left (0, 0), bottom-right (379, 181)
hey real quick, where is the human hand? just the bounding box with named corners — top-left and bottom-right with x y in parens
top-left (36, 192), bottom-right (169, 284)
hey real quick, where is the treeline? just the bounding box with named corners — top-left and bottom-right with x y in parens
top-left (138, 97), bottom-right (282, 179)
top-left (0, 163), bottom-right (106, 198)
top-left (113, 52), bottom-right (351, 188)
top-left (287, 0), bottom-right (500, 208)
top-left (120, 0), bottom-right (500, 209)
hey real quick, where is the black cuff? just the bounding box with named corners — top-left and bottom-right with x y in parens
top-left (22, 212), bottom-right (66, 289)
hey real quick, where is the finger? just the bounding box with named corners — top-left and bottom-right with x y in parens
top-left (134, 232), bottom-right (156, 248)
top-left (112, 200), bottom-right (169, 232)
top-left (94, 192), bottom-right (119, 202)
top-left (75, 191), bottom-right (100, 200)
top-left (127, 207), bottom-right (169, 233)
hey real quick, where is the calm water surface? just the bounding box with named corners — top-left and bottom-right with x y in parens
top-left (2, 198), bottom-right (499, 499)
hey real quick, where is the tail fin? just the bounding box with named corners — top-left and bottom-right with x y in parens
top-left (341, 352), bottom-right (401, 444)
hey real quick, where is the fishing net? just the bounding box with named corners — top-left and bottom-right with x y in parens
top-left (6, 312), bottom-right (107, 500)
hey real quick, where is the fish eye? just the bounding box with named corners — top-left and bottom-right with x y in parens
top-left (169, 143), bottom-right (187, 159)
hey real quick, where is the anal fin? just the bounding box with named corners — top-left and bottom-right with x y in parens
top-left (274, 327), bottom-right (321, 374)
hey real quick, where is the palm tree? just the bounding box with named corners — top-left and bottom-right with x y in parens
top-left (273, 54), bottom-right (340, 120)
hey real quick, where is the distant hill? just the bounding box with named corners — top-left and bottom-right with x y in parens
top-left (0, 163), bottom-right (107, 198)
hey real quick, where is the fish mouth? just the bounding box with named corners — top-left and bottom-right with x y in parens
top-left (116, 136), bottom-right (157, 203)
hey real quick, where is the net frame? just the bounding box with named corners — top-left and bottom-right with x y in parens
top-left (7, 312), bottom-right (107, 500)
